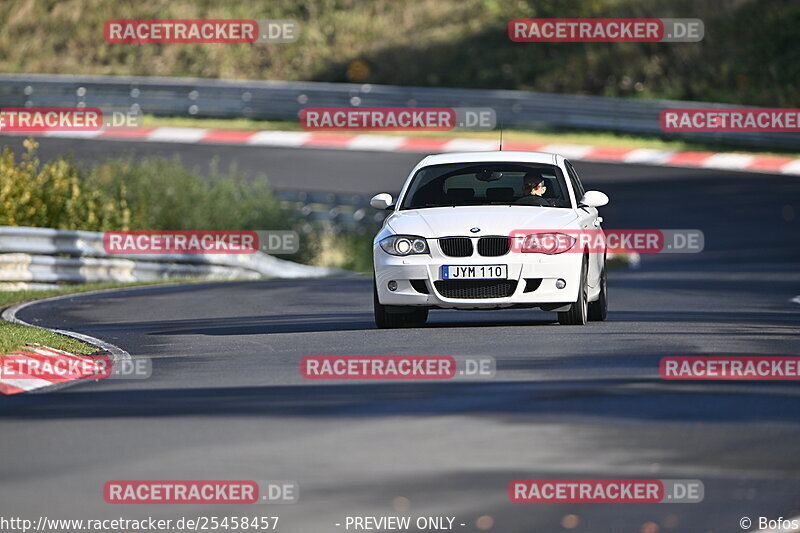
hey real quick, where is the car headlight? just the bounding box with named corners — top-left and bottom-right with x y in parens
top-left (379, 235), bottom-right (429, 256)
top-left (518, 232), bottom-right (576, 254)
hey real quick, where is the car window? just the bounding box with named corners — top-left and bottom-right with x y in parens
top-left (400, 162), bottom-right (571, 209)
top-left (564, 160), bottom-right (586, 201)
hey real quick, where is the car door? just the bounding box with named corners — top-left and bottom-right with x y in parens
top-left (564, 160), bottom-right (602, 289)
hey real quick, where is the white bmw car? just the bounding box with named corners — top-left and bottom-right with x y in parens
top-left (371, 151), bottom-right (609, 328)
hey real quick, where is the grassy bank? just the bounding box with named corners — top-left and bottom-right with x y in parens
top-left (1, 0), bottom-right (797, 106)
top-left (0, 322), bottom-right (98, 355)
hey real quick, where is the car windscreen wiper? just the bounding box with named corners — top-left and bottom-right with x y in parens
top-left (411, 203), bottom-right (458, 208)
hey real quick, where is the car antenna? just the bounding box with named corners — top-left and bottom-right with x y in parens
top-left (499, 119), bottom-right (504, 151)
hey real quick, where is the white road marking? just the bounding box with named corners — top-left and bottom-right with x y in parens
top-left (147, 127), bottom-right (209, 143)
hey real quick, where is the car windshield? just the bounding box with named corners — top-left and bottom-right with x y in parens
top-left (400, 162), bottom-right (572, 210)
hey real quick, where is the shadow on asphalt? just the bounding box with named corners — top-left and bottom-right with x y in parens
top-left (3, 379), bottom-right (800, 422)
top-left (87, 305), bottom-right (797, 337)
top-left (142, 314), bottom-right (558, 336)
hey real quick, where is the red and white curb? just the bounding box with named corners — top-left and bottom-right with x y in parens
top-left (8, 127), bottom-right (800, 175)
top-left (0, 345), bottom-right (109, 395)
top-left (2, 291), bottom-right (131, 394)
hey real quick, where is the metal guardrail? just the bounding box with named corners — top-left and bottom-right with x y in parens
top-left (275, 189), bottom-right (386, 229)
top-left (0, 226), bottom-right (340, 288)
top-left (1, 73), bottom-right (798, 149)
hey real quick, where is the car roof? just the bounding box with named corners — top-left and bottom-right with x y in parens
top-left (417, 151), bottom-right (560, 167)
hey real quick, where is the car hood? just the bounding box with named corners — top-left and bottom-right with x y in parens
top-left (385, 206), bottom-right (578, 237)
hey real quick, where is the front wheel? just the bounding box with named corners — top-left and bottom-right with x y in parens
top-left (588, 262), bottom-right (608, 322)
top-left (558, 258), bottom-right (588, 326)
top-left (373, 279), bottom-right (428, 329)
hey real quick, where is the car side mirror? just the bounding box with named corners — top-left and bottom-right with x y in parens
top-left (370, 193), bottom-right (395, 210)
top-left (579, 190), bottom-right (609, 208)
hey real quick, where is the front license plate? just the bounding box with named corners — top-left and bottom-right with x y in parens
top-left (441, 265), bottom-right (508, 280)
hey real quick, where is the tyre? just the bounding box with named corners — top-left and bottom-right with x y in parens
top-left (406, 307), bottom-right (429, 326)
top-left (558, 258), bottom-right (588, 326)
top-left (373, 278), bottom-right (429, 328)
top-left (588, 260), bottom-right (608, 322)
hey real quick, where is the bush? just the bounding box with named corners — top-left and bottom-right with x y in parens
top-left (0, 139), bottom-right (291, 232)
top-left (302, 231), bottom-right (375, 273)
top-left (0, 139), bottom-right (125, 230)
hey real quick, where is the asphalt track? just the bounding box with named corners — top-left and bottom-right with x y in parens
top-left (1, 135), bottom-right (800, 533)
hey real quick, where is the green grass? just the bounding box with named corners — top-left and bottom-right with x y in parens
top-left (0, 322), bottom-right (99, 355)
top-left (142, 115), bottom-right (800, 159)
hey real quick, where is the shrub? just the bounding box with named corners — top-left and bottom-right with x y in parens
top-left (0, 139), bottom-right (290, 232)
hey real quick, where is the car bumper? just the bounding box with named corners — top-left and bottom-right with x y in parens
top-left (374, 246), bottom-right (583, 309)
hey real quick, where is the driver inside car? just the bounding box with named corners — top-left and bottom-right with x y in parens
top-left (523, 173), bottom-right (547, 197)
